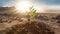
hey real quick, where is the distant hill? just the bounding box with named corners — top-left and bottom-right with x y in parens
top-left (38, 10), bottom-right (60, 14)
top-left (0, 6), bottom-right (16, 14)
top-left (0, 6), bottom-right (60, 14)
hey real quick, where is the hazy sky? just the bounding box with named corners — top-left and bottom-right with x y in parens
top-left (0, 0), bottom-right (60, 10)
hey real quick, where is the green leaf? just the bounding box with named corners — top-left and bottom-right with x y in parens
top-left (29, 6), bottom-right (37, 19)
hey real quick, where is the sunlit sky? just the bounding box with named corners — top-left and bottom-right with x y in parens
top-left (0, 0), bottom-right (60, 10)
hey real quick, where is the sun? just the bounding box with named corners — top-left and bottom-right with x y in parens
top-left (15, 1), bottom-right (31, 12)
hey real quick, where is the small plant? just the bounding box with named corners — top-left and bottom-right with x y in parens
top-left (29, 6), bottom-right (36, 19)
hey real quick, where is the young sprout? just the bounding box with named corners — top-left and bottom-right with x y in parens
top-left (29, 6), bottom-right (36, 19)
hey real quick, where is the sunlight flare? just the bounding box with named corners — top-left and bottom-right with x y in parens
top-left (15, 1), bottom-right (32, 12)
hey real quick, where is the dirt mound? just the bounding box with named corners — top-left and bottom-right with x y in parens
top-left (4, 21), bottom-right (54, 34)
